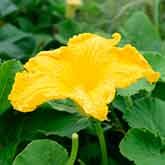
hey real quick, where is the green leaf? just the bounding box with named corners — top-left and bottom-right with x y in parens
top-left (0, 42), bottom-right (24, 60)
top-left (21, 110), bottom-right (90, 139)
top-left (117, 79), bottom-right (155, 96)
top-left (121, 11), bottom-right (161, 51)
top-left (123, 97), bottom-right (165, 139)
top-left (0, 24), bottom-right (28, 42)
top-left (47, 99), bottom-right (78, 114)
top-left (0, 0), bottom-right (17, 17)
top-left (143, 51), bottom-right (165, 82)
top-left (13, 0), bottom-right (38, 7)
top-left (17, 17), bottom-right (35, 32)
top-left (13, 139), bottom-right (68, 165)
top-left (0, 24), bottom-right (36, 60)
top-left (55, 19), bottom-right (81, 44)
top-left (79, 142), bottom-right (100, 163)
top-left (112, 96), bottom-right (127, 113)
top-left (152, 82), bottom-right (165, 101)
top-left (0, 142), bottom-right (18, 165)
top-left (109, 157), bottom-right (120, 165)
top-left (120, 129), bottom-right (165, 165)
top-left (34, 34), bottom-right (52, 49)
top-left (0, 60), bottom-right (22, 113)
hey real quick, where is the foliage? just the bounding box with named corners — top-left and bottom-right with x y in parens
top-left (0, 0), bottom-right (165, 164)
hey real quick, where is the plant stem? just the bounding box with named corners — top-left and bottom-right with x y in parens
top-left (67, 133), bottom-right (79, 165)
top-left (154, 0), bottom-right (160, 33)
top-left (95, 122), bottom-right (108, 165)
top-left (66, 5), bottom-right (76, 18)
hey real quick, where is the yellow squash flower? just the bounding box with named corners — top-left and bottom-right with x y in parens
top-left (9, 33), bottom-right (159, 121)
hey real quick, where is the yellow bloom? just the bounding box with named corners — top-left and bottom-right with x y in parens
top-left (9, 33), bottom-right (159, 121)
top-left (67, 0), bottom-right (82, 6)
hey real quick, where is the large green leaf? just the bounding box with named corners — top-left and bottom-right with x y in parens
top-left (143, 52), bottom-right (165, 82)
top-left (20, 110), bottom-right (90, 140)
top-left (121, 11), bottom-right (161, 51)
top-left (120, 129), bottom-right (165, 165)
top-left (123, 97), bottom-right (165, 139)
top-left (0, 0), bottom-right (17, 17)
top-left (117, 79), bottom-right (155, 96)
top-left (0, 108), bottom-right (88, 164)
top-left (0, 60), bottom-right (22, 113)
top-left (13, 139), bottom-right (68, 165)
top-left (47, 99), bottom-right (78, 114)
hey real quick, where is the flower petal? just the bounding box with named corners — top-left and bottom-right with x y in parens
top-left (108, 44), bottom-right (160, 88)
top-left (69, 89), bottom-right (109, 121)
top-left (8, 50), bottom-right (74, 112)
top-left (68, 32), bottom-right (121, 47)
top-left (67, 80), bottom-right (115, 121)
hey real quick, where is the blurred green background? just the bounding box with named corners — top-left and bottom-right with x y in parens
top-left (0, 0), bottom-right (165, 62)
